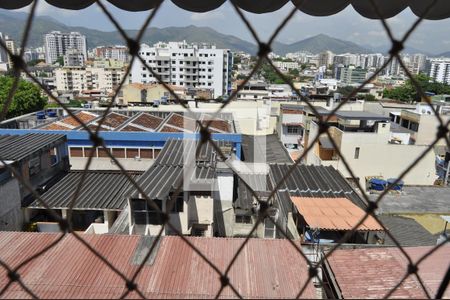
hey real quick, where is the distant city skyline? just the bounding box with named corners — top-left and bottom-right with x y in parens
top-left (6, 1), bottom-right (450, 54)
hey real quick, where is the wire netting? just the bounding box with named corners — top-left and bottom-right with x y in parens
top-left (0, 0), bottom-right (449, 298)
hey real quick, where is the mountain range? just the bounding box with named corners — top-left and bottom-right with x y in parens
top-left (0, 10), bottom-right (446, 56)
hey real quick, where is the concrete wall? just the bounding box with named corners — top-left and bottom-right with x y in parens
top-left (308, 121), bottom-right (436, 187)
top-left (0, 177), bottom-right (23, 231)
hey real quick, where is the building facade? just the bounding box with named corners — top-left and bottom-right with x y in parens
top-left (94, 46), bottom-right (129, 62)
top-left (429, 58), bottom-right (450, 84)
top-left (44, 31), bottom-right (87, 64)
top-left (55, 66), bottom-right (125, 94)
top-left (130, 41), bottom-right (232, 98)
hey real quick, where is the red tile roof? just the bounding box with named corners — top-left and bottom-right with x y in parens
top-left (120, 124), bottom-right (146, 132)
top-left (132, 113), bottom-right (163, 130)
top-left (42, 123), bottom-right (73, 131)
top-left (160, 125), bottom-right (183, 133)
top-left (326, 245), bottom-right (450, 299)
top-left (166, 113), bottom-right (197, 131)
top-left (101, 112), bottom-right (129, 129)
top-left (0, 232), bottom-right (315, 299)
top-left (61, 111), bottom-right (98, 127)
top-left (291, 197), bottom-right (383, 231)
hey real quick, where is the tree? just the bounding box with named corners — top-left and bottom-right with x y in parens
top-left (0, 76), bottom-right (47, 118)
top-left (383, 74), bottom-right (450, 102)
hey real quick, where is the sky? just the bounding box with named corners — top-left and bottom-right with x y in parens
top-left (11, 1), bottom-right (450, 54)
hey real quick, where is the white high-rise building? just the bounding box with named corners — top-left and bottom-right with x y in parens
top-left (0, 33), bottom-right (9, 66)
top-left (429, 58), bottom-right (450, 84)
top-left (318, 50), bottom-right (334, 68)
top-left (130, 41), bottom-right (233, 98)
top-left (44, 31), bottom-right (87, 64)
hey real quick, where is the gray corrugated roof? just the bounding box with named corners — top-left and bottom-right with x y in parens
top-left (0, 133), bottom-right (66, 161)
top-left (156, 139), bottom-right (232, 166)
top-left (379, 215), bottom-right (438, 247)
top-left (132, 139), bottom-right (219, 200)
top-left (241, 134), bottom-right (292, 163)
top-left (29, 171), bottom-right (142, 210)
top-left (235, 174), bottom-right (270, 211)
top-left (269, 164), bottom-right (366, 209)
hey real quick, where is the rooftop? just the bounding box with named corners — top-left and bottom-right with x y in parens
top-left (28, 171), bottom-right (142, 210)
top-left (269, 164), bottom-right (366, 209)
top-left (0, 133), bottom-right (66, 161)
top-left (38, 110), bottom-right (235, 134)
top-left (291, 197), bottom-right (383, 231)
top-left (0, 232), bottom-right (316, 299)
top-left (334, 110), bottom-right (390, 121)
top-left (241, 134), bottom-right (292, 164)
top-left (325, 245), bottom-right (450, 299)
top-left (378, 215), bottom-right (439, 247)
top-left (373, 186), bottom-right (450, 214)
top-left (131, 139), bottom-right (230, 200)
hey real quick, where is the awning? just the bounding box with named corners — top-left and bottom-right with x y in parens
top-left (1, 1), bottom-right (450, 19)
top-left (291, 197), bottom-right (384, 231)
top-left (319, 136), bottom-right (334, 150)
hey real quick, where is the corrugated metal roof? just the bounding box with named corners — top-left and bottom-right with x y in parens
top-left (131, 139), bottom-right (221, 200)
top-left (29, 171), bottom-right (142, 210)
top-left (291, 197), bottom-right (383, 231)
top-left (241, 135), bottom-right (292, 164)
top-left (0, 133), bottom-right (66, 161)
top-left (0, 232), bottom-right (316, 299)
top-left (326, 246), bottom-right (450, 299)
top-left (378, 215), bottom-right (438, 247)
top-left (269, 164), bottom-right (366, 209)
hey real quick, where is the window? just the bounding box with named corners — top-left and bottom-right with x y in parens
top-left (287, 126), bottom-right (299, 134)
top-left (131, 199), bottom-right (163, 225)
top-left (409, 121), bottom-right (419, 132)
top-left (354, 147), bottom-right (360, 159)
top-left (235, 215), bottom-right (252, 224)
top-left (28, 156), bottom-right (41, 176)
top-left (50, 147), bottom-right (59, 166)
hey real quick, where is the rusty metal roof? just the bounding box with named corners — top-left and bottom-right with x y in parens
top-left (325, 245), bottom-right (450, 299)
top-left (0, 232), bottom-right (316, 299)
top-left (291, 197), bottom-right (383, 231)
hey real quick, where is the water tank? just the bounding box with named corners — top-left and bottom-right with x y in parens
top-left (369, 178), bottom-right (387, 191)
top-left (47, 111), bottom-right (57, 118)
top-left (387, 178), bottom-right (404, 191)
top-left (36, 111), bottom-right (46, 120)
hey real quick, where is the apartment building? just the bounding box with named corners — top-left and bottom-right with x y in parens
top-left (338, 65), bottom-right (368, 84)
top-left (94, 45), bottom-right (129, 62)
top-left (63, 48), bottom-right (85, 67)
top-left (428, 58), bottom-right (450, 84)
top-left (277, 100), bottom-right (365, 149)
top-left (44, 31), bottom-right (87, 64)
top-left (392, 102), bottom-right (450, 146)
top-left (0, 33), bottom-right (15, 70)
top-left (55, 66), bottom-right (125, 94)
top-left (273, 60), bottom-right (299, 71)
top-left (306, 110), bottom-right (436, 187)
top-left (130, 41), bottom-right (233, 98)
